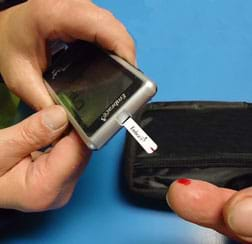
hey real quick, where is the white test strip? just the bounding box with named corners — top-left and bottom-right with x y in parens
top-left (123, 117), bottom-right (158, 154)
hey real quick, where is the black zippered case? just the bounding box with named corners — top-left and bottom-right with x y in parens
top-left (123, 101), bottom-right (252, 207)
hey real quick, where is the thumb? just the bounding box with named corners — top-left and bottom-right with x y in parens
top-left (224, 187), bottom-right (252, 242)
top-left (0, 105), bottom-right (68, 175)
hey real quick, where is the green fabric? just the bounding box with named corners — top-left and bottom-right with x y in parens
top-left (0, 83), bottom-right (20, 128)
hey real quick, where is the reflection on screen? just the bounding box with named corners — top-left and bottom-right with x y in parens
top-left (47, 42), bottom-right (133, 127)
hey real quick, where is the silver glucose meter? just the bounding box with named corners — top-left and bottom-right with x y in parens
top-left (44, 40), bottom-right (157, 153)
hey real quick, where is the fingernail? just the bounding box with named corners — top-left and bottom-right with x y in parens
top-left (228, 197), bottom-right (252, 237)
top-left (177, 178), bottom-right (191, 186)
top-left (135, 60), bottom-right (138, 68)
top-left (43, 106), bottom-right (68, 130)
top-left (166, 192), bottom-right (171, 208)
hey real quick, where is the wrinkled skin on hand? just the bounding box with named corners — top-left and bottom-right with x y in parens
top-left (0, 0), bottom-right (135, 212)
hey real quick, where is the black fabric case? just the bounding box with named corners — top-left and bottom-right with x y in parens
top-left (123, 101), bottom-right (252, 207)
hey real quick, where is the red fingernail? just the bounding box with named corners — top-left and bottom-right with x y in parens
top-left (177, 178), bottom-right (191, 185)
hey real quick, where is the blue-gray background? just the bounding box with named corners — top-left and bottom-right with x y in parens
top-left (2, 0), bottom-right (252, 243)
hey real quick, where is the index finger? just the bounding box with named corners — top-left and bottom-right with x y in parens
top-left (33, 0), bottom-right (136, 65)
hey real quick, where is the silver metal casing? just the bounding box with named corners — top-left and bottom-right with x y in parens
top-left (45, 54), bottom-right (157, 150)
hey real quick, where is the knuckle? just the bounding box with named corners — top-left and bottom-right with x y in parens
top-left (28, 0), bottom-right (68, 32)
top-left (95, 8), bottom-right (135, 55)
top-left (19, 121), bottom-right (45, 148)
top-left (118, 21), bottom-right (128, 33)
top-left (97, 8), bottom-right (115, 24)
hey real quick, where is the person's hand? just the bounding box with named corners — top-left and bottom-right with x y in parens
top-left (0, 0), bottom-right (135, 110)
top-left (0, 105), bottom-right (90, 212)
top-left (0, 0), bottom-right (135, 212)
top-left (167, 179), bottom-right (252, 243)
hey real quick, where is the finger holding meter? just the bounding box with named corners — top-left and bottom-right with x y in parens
top-left (43, 40), bottom-right (158, 153)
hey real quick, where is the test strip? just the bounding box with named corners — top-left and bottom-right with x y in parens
top-left (123, 117), bottom-right (158, 154)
